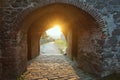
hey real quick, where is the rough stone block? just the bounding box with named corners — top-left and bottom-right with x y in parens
top-left (109, 0), bottom-right (120, 5)
top-left (103, 53), bottom-right (114, 58)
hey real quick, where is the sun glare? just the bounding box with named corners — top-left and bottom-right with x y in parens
top-left (46, 24), bottom-right (62, 38)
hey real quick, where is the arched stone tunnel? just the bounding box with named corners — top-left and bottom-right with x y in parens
top-left (5, 3), bottom-right (104, 79)
top-left (1, 0), bottom-right (120, 80)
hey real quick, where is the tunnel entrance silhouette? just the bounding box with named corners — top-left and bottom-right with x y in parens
top-left (1, 2), bottom-right (106, 79)
top-left (26, 3), bottom-right (102, 76)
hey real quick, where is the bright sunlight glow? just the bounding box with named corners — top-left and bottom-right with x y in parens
top-left (46, 25), bottom-right (62, 39)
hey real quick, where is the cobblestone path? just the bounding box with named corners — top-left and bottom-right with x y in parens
top-left (21, 42), bottom-right (80, 80)
top-left (21, 55), bottom-right (80, 80)
top-left (20, 42), bottom-right (99, 80)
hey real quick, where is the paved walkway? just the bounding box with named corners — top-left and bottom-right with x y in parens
top-left (40, 42), bottom-right (61, 55)
top-left (21, 42), bottom-right (80, 80)
top-left (20, 42), bottom-right (98, 80)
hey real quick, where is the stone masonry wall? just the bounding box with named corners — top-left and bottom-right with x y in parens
top-left (0, 0), bottom-right (4, 78)
top-left (77, 27), bottom-right (103, 76)
top-left (78, 0), bottom-right (120, 76)
top-left (0, 1), bottom-right (1, 78)
top-left (0, 0), bottom-right (120, 79)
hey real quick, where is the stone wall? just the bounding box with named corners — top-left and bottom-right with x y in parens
top-left (0, 0), bottom-right (120, 79)
top-left (0, 6), bottom-right (1, 80)
top-left (77, 27), bottom-right (103, 76)
top-left (78, 0), bottom-right (120, 76)
top-left (0, 0), bottom-right (4, 78)
top-left (66, 29), bottom-right (73, 59)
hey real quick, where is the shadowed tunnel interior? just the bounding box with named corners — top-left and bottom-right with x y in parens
top-left (25, 3), bottom-right (102, 75)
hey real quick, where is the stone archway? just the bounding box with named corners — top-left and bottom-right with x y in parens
top-left (1, 1), bottom-right (106, 79)
top-left (18, 2), bottom-right (104, 77)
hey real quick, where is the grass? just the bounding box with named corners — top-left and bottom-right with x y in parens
top-left (54, 39), bottom-right (67, 54)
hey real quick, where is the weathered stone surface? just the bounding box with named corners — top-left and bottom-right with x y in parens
top-left (103, 53), bottom-right (114, 58)
top-left (0, 0), bottom-right (120, 79)
top-left (109, 0), bottom-right (120, 5)
top-left (21, 55), bottom-right (80, 80)
top-left (113, 12), bottom-right (120, 25)
top-left (112, 29), bottom-right (120, 35)
top-left (108, 36), bottom-right (117, 46)
top-left (86, 0), bottom-right (96, 5)
top-left (77, 51), bottom-right (102, 76)
top-left (94, 2), bottom-right (107, 9)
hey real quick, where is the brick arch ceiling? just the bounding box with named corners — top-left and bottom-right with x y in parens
top-left (26, 3), bottom-right (102, 40)
top-left (17, 1), bottom-right (106, 35)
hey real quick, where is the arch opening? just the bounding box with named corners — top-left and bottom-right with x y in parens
top-left (40, 26), bottom-right (67, 55)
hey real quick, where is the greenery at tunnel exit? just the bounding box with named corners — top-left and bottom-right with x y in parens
top-left (54, 39), bottom-right (67, 54)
